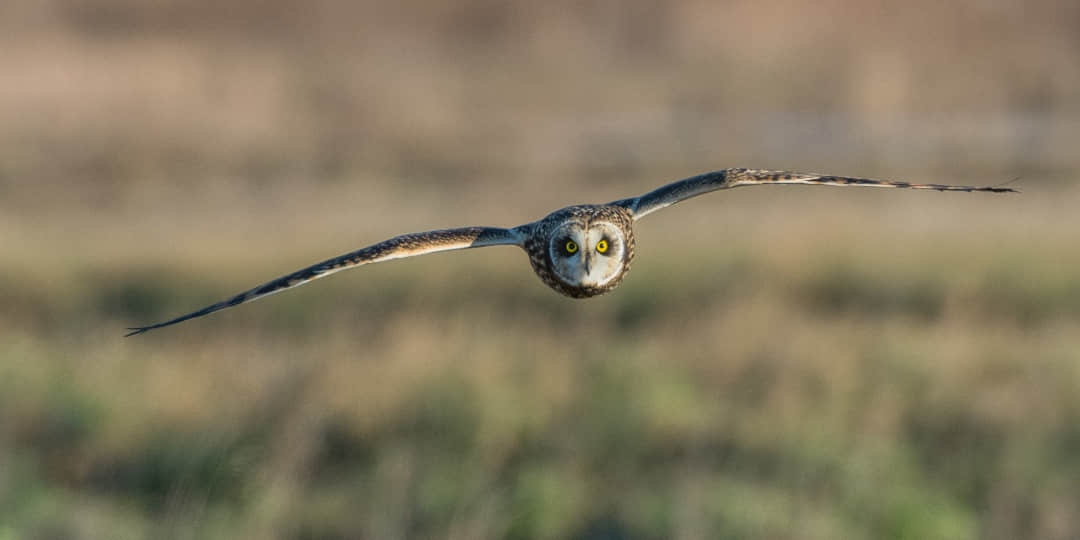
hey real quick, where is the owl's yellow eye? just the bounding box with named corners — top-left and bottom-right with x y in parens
top-left (596, 239), bottom-right (609, 253)
top-left (565, 240), bottom-right (578, 254)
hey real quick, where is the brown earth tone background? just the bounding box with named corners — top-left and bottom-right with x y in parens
top-left (2, 1), bottom-right (1080, 539)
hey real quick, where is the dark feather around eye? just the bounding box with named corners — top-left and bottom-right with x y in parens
top-left (596, 236), bottom-right (613, 254)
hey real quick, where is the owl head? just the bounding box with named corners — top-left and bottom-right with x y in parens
top-left (527, 205), bottom-right (635, 298)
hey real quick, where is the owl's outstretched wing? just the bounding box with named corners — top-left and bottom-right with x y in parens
top-left (125, 227), bottom-right (523, 336)
top-left (610, 168), bottom-right (1018, 220)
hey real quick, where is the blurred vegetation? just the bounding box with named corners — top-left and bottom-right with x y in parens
top-left (2, 0), bottom-right (1080, 539)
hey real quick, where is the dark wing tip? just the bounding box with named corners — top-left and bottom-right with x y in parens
top-left (924, 184), bottom-right (1019, 193)
top-left (957, 186), bottom-right (1020, 193)
top-left (124, 326), bottom-right (152, 337)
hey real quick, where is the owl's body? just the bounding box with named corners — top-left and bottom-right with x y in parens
top-left (125, 168), bottom-right (1015, 336)
top-left (521, 204), bottom-right (636, 298)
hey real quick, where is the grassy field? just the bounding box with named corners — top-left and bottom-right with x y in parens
top-left (3, 1), bottom-right (1080, 539)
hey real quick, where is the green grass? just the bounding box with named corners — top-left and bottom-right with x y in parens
top-left (4, 226), bottom-right (1080, 539)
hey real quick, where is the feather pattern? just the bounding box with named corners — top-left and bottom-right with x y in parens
top-left (611, 168), bottom-right (1017, 219)
top-left (124, 227), bottom-right (521, 336)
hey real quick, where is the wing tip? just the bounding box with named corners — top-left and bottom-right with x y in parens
top-left (947, 186), bottom-right (1020, 193)
top-left (124, 326), bottom-right (152, 337)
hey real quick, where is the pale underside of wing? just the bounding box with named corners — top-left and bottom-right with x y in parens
top-left (610, 168), bottom-right (1018, 219)
top-left (125, 226), bottom-right (522, 336)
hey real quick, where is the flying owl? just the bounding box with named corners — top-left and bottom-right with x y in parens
top-left (125, 168), bottom-right (1015, 336)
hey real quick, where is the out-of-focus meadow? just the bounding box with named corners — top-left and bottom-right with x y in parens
top-left (3, 1), bottom-right (1080, 538)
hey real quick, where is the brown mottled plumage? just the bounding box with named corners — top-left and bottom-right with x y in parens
top-left (126, 168), bottom-right (1015, 335)
top-left (521, 205), bottom-right (636, 298)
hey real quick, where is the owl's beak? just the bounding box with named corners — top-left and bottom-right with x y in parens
top-left (582, 252), bottom-right (592, 275)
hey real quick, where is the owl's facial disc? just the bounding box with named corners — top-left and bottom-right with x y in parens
top-left (548, 221), bottom-right (626, 288)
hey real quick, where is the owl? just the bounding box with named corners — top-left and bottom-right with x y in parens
top-left (125, 168), bottom-right (1014, 335)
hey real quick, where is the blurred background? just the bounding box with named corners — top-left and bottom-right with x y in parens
top-left (2, 1), bottom-right (1079, 538)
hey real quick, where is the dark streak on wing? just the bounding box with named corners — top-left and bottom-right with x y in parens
top-left (124, 226), bottom-right (520, 336)
top-left (611, 168), bottom-right (1018, 219)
